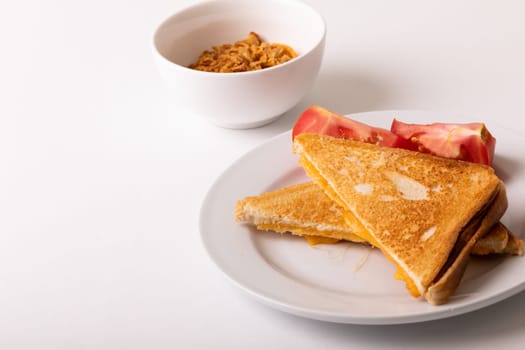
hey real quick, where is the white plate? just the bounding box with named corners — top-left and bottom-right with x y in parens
top-left (199, 110), bottom-right (525, 325)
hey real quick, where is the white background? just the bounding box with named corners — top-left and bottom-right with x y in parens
top-left (1, 0), bottom-right (524, 348)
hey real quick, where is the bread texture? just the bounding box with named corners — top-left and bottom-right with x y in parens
top-left (235, 182), bottom-right (366, 243)
top-left (293, 133), bottom-right (506, 304)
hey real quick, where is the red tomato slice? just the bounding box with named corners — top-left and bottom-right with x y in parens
top-left (390, 119), bottom-right (496, 165)
top-left (292, 105), bottom-right (415, 149)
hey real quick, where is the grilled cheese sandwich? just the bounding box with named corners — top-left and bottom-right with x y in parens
top-left (292, 133), bottom-right (508, 304)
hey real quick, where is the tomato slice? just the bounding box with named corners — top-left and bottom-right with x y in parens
top-left (292, 105), bottom-right (415, 149)
top-left (390, 119), bottom-right (496, 165)
top-left (292, 105), bottom-right (496, 166)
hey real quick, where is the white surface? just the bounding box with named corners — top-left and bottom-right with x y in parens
top-left (1, 0), bottom-right (525, 348)
top-left (152, 0), bottom-right (325, 128)
top-left (200, 111), bottom-right (525, 325)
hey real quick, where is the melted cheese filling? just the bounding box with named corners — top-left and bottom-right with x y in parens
top-left (257, 223), bottom-right (362, 244)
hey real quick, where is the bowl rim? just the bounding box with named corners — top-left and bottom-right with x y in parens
top-left (152, 0), bottom-right (327, 77)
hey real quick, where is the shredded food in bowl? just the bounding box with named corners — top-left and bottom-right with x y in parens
top-left (189, 32), bottom-right (298, 73)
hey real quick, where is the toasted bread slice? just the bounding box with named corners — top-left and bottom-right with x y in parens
top-left (293, 133), bottom-right (506, 304)
top-left (473, 222), bottom-right (523, 256)
top-left (235, 182), bottom-right (367, 243)
top-left (235, 182), bottom-right (522, 255)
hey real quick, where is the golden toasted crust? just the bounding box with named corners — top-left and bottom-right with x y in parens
top-left (235, 182), bottom-right (346, 228)
top-left (293, 133), bottom-right (504, 298)
top-left (235, 182), bottom-right (367, 243)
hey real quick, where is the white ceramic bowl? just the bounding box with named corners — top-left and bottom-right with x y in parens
top-left (153, 0), bottom-right (326, 129)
